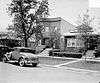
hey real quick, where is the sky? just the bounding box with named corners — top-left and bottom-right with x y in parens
top-left (49, 0), bottom-right (88, 24)
top-left (0, 0), bottom-right (100, 32)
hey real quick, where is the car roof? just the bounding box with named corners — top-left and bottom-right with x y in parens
top-left (13, 47), bottom-right (34, 50)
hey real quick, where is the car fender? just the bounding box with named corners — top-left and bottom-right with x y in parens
top-left (4, 53), bottom-right (11, 61)
top-left (18, 55), bottom-right (26, 61)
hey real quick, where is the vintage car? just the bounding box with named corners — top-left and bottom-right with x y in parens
top-left (2, 47), bottom-right (39, 67)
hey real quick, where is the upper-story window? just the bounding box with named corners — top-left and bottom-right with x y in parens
top-left (45, 27), bottom-right (49, 32)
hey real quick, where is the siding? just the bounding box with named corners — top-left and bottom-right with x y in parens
top-left (60, 18), bottom-right (75, 35)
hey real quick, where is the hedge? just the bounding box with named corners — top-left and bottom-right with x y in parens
top-left (49, 51), bottom-right (83, 58)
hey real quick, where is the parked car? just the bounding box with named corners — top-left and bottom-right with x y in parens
top-left (0, 45), bottom-right (12, 61)
top-left (2, 47), bottom-right (39, 67)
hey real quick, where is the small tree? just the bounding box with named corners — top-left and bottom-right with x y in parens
top-left (49, 26), bottom-right (61, 48)
top-left (76, 10), bottom-right (94, 58)
top-left (8, 0), bottom-right (49, 47)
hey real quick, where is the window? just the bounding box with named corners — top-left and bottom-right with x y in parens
top-left (45, 27), bottom-right (49, 32)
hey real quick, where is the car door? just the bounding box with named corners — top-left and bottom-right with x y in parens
top-left (11, 48), bottom-right (20, 60)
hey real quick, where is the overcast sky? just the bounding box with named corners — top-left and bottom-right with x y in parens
top-left (49, 0), bottom-right (88, 24)
top-left (0, 0), bottom-right (100, 32)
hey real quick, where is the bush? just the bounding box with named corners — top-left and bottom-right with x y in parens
top-left (49, 49), bottom-right (60, 56)
top-left (49, 52), bottom-right (82, 58)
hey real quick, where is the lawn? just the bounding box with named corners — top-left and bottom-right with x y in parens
top-left (39, 57), bottom-right (75, 65)
top-left (62, 60), bottom-right (100, 71)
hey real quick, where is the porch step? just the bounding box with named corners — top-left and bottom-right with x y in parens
top-left (39, 48), bottom-right (52, 56)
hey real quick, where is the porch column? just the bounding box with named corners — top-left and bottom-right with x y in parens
top-left (60, 36), bottom-right (65, 51)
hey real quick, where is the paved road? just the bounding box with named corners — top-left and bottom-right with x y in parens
top-left (0, 62), bottom-right (100, 83)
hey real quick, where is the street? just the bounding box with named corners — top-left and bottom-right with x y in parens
top-left (0, 60), bottom-right (100, 83)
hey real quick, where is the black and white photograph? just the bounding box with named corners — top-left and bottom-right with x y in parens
top-left (0, 0), bottom-right (100, 83)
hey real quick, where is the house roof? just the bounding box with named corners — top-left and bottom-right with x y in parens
top-left (40, 17), bottom-right (61, 22)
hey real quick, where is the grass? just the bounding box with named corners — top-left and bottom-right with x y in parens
top-left (39, 57), bottom-right (75, 65)
top-left (62, 60), bottom-right (100, 71)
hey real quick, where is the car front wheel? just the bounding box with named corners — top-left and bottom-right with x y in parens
top-left (18, 58), bottom-right (25, 67)
top-left (32, 63), bottom-right (37, 67)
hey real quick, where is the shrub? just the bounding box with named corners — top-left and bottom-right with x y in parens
top-left (49, 51), bottom-right (82, 58)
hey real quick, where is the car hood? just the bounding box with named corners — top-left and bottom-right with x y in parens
top-left (20, 52), bottom-right (38, 58)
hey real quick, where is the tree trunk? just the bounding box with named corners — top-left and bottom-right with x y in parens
top-left (24, 38), bottom-right (28, 47)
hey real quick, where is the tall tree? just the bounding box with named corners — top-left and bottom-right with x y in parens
top-left (8, 0), bottom-right (49, 47)
top-left (76, 10), bottom-right (94, 58)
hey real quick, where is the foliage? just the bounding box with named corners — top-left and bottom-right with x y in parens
top-left (76, 10), bottom-right (94, 34)
top-left (8, 0), bottom-right (49, 47)
top-left (76, 10), bottom-right (94, 51)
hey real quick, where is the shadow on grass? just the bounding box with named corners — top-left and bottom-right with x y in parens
top-left (7, 62), bottom-right (41, 68)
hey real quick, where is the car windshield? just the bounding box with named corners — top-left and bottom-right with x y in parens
top-left (19, 49), bottom-right (35, 54)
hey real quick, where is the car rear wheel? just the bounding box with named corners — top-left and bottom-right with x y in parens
top-left (2, 57), bottom-right (7, 63)
top-left (19, 58), bottom-right (25, 67)
top-left (32, 63), bottom-right (37, 67)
